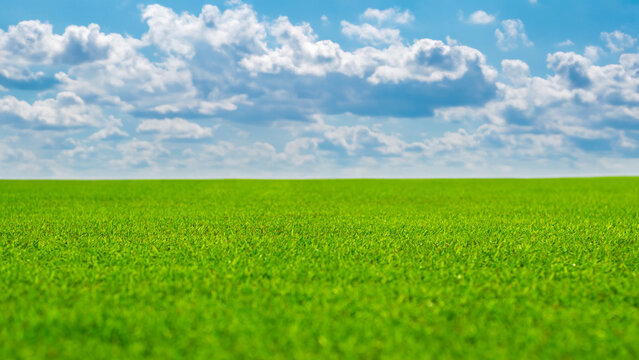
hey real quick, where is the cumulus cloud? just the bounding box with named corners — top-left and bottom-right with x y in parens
top-left (240, 16), bottom-right (345, 76)
top-left (0, 68), bottom-right (59, 90)
top-left (0, 2), bottom-right (502, 177)
top-left (0, 2), bottom-right (492, 124)
top-left (2, 1), bottom-right (639, 177)
top-left (241, 18), bottom-right (495, 84)
top-left (584, 46), bottom-right (604, 62)
top-left (303, 117), bottom-right (407, 156)
top-left (467, 10), bottom-right (496, 25)
top-left (547, 51), bottom-right (593, 88)
top-left (501, 59), bottom-right (530, 87)
top-left (340, 21), bottom-right (401, 45)
top-left (234, 14), bottom-right (498, 119)
top-left (55, 50), bottom-right (195, 114)
top-left (362, 8), bottom-right (414, 24)
top-left (0, 21), bottom-right (63, 65)
top-left (364, 39), bottom-right (497, 85)
top-left (0, 20), bottom-right (140, 93)
top-left (140, 3), bottom-right (266, 57)
top-left (600, 30), bottom-right (636, 53)
top-left (436, 51), bottom-right (639, 163)
top-left (89, 125), bottom-right (129, 141)
top-left (0, 20), bottom-right (139, 66)
top-left (495, 19), bottom-right (533, 51)
top-left (1, 2), bottom-right (498, 124)
top-left (0, 92), bottom-right (106, 128)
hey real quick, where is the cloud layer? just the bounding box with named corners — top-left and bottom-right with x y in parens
top-left (1, 2), bottom-right (639, 178)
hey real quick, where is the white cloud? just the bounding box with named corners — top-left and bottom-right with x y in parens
top-left (501, 59), bottom-right (530, 87)
top-left (141, 3), bottom-right (266, 57)
top-left (303, 117), bottom-right (407, 155)
top-left (362, 8), bottom-right (414, 24)
top-left (204, 141), bottom-right (277, 165)
top-left (239, 17), bottom-right (344, 76)
top-left (366, 39), bottom-right (496, 84)
top-left (3, 2), bottom-right (639, 178)
top-left (600, 30), bottom-right (636, 53)
top-left (55, 53), bottom-right (195, 115)
top-left (242, 18), bottom-right (496, 85)
top-left (89, 125), bottom-right (129, 141)
top-left (110, 138), bottom-right (168, 168)
top-left (136, 118), bottom-right (215, 139)
top-left (0, 92), bottom-right (105, 128)
top-left (556, 39), bottom-right (574, 47)
top-left (547, 51), bottom-right (593, 88)
top-left (280, 137), bottom-right (321, 165)
top-left (0, 20), bottom-right (140, 66)
top-left (61, 144), bottom-right (96, 159)
top-left (467, 10), bottom-right (496, 25)
top-left (422, 129), bottom-right (479, 155)
top-left (340, 21), bottom-right (401, 45)
top-left (429, 49), bottom-right (639, 169)
top-left (499, 54), bottom-right (637, 132)
top-left (584, 46), bottom-right (603, 62)
top-left (0, 66), bottom-right (57, 90)
top-left (0, 141), bottom-right (36, 163)
top-left (0, 21), bottom-right (62, 65)
top-left (203, 138), bottom-right (320, 167)
top-left (37, 2), bottom-right (263, 118)
top-left (30, 3), bottom-right (495, 125)
top-left (495, 19), bottom-right (533, 51)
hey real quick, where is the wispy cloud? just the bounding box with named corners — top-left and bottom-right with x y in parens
top-left (495, 19), bottom-right (533, 50)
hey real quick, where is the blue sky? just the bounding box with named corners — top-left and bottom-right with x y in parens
top-left (1, 0), bottom-right (639, 178)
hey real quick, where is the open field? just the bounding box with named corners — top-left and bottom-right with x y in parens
top-left (1, 179), bottom-right (638, 359)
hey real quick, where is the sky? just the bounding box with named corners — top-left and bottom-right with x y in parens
top-left (1, 0), bottom-right (639, 178)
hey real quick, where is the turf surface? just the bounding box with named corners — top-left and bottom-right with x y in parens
top-left (1, 179), bottom-right (638, 359)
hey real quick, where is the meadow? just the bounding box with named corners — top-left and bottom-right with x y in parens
top-left (0, 179), bottom-right (638, 359)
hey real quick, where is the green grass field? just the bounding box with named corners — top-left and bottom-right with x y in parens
top-left (1, 179), bottom-right (638, 359)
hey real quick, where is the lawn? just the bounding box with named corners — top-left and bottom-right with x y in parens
top-left (1, 179), bottom-right (638, 359)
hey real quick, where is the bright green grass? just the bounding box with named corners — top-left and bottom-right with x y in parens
top-left (1, 179), bottom-right (638, 359)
